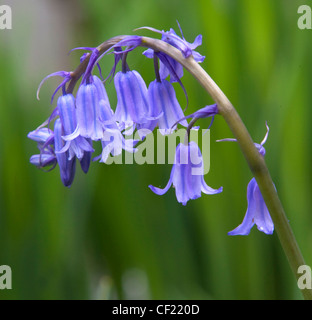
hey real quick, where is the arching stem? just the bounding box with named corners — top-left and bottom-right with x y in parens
top-left (66, 35), bottom-right (311, 299)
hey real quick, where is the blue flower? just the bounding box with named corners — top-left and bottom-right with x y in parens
top-left (142, 22), bottom-right (204, 82)
top-left (147, 79), bottom-right (188, 135)
top-left (114, 69), bottom-right (150, 131)
top-left (54, 118), bottom-right (76, 187)
top-left (149, 141), bottom-right (223, 205)
top-left (28, 119), bottom-right (92, 183)
top-left (30, 153), bottom-right (56, 168)
top-left (75, 76), bottom-right (105, 140)
top-left (222, 123), bottom-right (274, 235)
top-left (27, 127), bottom-right (54, 146)
top-left (28, 127), bottom-right (57, 169)
top-left (56, 93), bottom-right (94, 160)
top-left (228, 177), bottom-right (274, 235)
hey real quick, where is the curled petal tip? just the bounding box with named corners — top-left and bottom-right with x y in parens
top-left (261, 121), bottom-right (270, 146)
top-left (36, 71), bottom-right (72, 104)
top-left (133, 26), bottom-right (146, 32)
top-left (135, 26), bottom-right (162, 34)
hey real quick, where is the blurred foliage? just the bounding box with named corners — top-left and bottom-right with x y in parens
top-left (0, 0), bottom-right (312, 299)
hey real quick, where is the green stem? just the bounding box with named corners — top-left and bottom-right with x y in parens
top-left (67, 35), bottom-right (311, 299)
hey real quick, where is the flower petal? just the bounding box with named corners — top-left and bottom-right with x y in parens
top-left (228, 178), bottom-right (258, 236)
top-left (149, 165), bottom-right (175, 196)
top-left (114, 70), bottom-right (149, 125)
top-left (54, 119), bottom-right (76, 187)
top-left (252, 181), bottom-right (274, 234)
top-left (76, 82), bottom-right (104, 140)
top-left (201, 177), bottom-right (223, 195)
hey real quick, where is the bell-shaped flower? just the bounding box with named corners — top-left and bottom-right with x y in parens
top-left (221, 123), bottom-right (274, 235)
top-left (30, 153), bottom-right (57, 169)
top-left (148, 79), bottom-right (188, 135)
top-left (114, 70), bottom-right (150, 132)
top-left (92, 74), bottom-right (110, 105)
top-left (149, 141), bottom-right (223, 205)
top-left (54, 118), bottom-right (76, 187)
top-left (75, 78), bottom-right (105, 140)
top-left (228, 177), bottom-right (274, 235)
top-left (27, 127), bottom-right (54, 145)
top-left (28, 127), bottom-right (56, 170)
top-left (57, 93), bottom-right (94, 160)
top-left (86, 74), bottom-right (138, 161)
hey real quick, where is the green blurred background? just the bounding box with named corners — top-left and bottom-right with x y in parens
top-left (0, 0), bottom-right (311, 299)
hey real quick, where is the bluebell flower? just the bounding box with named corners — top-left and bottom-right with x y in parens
top-left (114, 69), bottom-right (150, 132)
top-left (147, 79), bottom-right (188, 135)
top-left (141, 22), bottom-right (204, 82)
top-left (228, 177), bottom-right (274, 235)
top-left (28, 127), bottom-right (56, 169)
top-left (75, 76), bottom-right (105, 140)
top-left (27, 127), bottom-right (54, 146)
top-left (149, 141), bottom-right (223, 205)
top-left (220, 123), bottom-right (274, 235)
top-left (56, 93), bottom-right (94, 160)
top-left (70, 49), bottom-right (107, 142)
top-left (92, 74), bottom-right (110, 106)
top-left (30, 153), bottom-right (56, 169)
top-left (54, 118), bottom-right (76, 187)
top-left (89, 74), bottom-right (138, 162)
top-left (27, 127), bottom-right (57, 170)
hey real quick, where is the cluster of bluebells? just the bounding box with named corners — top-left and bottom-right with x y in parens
top-left (28, 24), bottom-right (274, 236)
